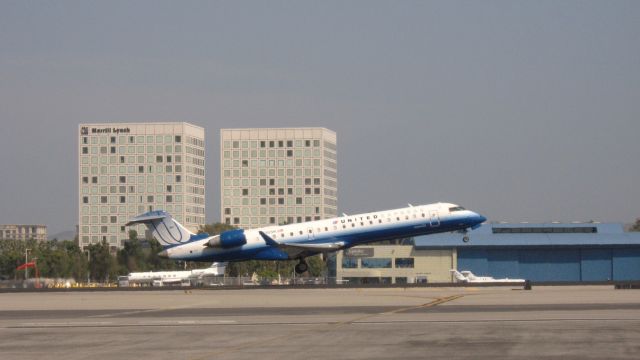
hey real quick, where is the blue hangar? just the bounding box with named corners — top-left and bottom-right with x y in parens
top-left (419, 222), bottom-right (640, 282)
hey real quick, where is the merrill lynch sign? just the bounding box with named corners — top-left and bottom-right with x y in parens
top-left (80, 127), bottom-right (131, 135)
top-left (344, 248), bottom-right (374, 258)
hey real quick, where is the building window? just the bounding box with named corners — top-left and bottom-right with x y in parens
top-left (147, 195), bottom-right (154, 202)
top-left (242, 189), bottom-right (249, 196)
top-left (175, 135), bottom-right (181, 143)
top-left (361, 258), bottom-right (392, 268)
top-left (166, 195), bottom-right (173, 203)
top-left (100, 196), bottom-right (107, 203)
top-left (82, 147), bottom-right (88, 154)
top-left (82, 177), bottom-right (89, 184)
top-left (224, 208), bottom-right (231, 215)
top-left (82, 196), bottom-right (89, 204)
top-left (342, 257), bottom-right (358, 269)
top-left (92, 177), bottom-right (98, 184)
top-left (395, 258), bottom-right (414, 268)
top-left (492, 227), bottom-right (598, 234)
top-left (119, 196), bottom-right (126, 203)
top-left (119, 176), bottom-right (126, 183)
top-left (296, 197), bottom-right (303, 204)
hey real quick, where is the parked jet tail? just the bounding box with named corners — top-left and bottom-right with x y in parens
top-left (125, 210), bottom-right (198, 248)
top-left (450, 269), bottom-right (468, 282)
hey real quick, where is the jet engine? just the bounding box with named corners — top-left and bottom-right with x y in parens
top-left (206, 229), bottom-right (247, 248)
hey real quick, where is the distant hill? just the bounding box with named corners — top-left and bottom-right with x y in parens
top-left (48, 230), bottom-right (76, 241)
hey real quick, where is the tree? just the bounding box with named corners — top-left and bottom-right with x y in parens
top-left (87, 241), bottom-right (118, 282)
top-left (117, 230), bottom-right (146, 272)
top-left (199, 223), bottom-right (236, 235)
top-left (630, 219), bottom-right (640, 232)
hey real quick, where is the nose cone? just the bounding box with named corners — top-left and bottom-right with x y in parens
top-left (157, 250), bottom-right (169, 259)
top-left (474, 213), bottom-right (487, 224)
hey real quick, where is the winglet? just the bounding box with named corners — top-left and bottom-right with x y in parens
top-left (258, 231), bottom-right (279, 246)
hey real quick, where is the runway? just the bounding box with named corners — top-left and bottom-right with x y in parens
top-left (1, 286), bottom-right (639, 359)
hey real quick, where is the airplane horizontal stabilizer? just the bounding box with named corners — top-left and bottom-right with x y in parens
top-left (125, 211), bottom-right (168, 226)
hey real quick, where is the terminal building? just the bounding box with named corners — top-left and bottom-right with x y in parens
top-left (0, 224), bottom-right (47, 242)
top-left (78, 122), bottom-right (205, 250)
top-left (336, 222), bottom-right (640, 284)
top-left (220, 128), bottom-right (337, 227)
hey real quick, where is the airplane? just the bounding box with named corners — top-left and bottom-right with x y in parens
top-left (124, 262), bottom-right (226, 286)
top-left (126, 202), bottom-right (486, 274)
top-left (450, 269), bottom-right (526, 283)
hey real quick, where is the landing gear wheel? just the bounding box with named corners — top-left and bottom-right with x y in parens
top-left (295, 261), bottom-right (308, 274)
top-left (463, 235), bottom-right (470, 243)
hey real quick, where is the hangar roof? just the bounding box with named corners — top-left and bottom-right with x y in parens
top-left (415, 223), bottom-right (640, 248)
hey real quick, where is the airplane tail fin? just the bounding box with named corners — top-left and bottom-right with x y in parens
top-left (450, 269), bottom-right (468, 282)
top-left (126, 210), bottom-right (195, 248)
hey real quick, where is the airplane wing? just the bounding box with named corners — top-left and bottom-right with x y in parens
top-left (258, 231), bottom-right (345, 258)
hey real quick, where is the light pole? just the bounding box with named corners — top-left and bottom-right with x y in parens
top-left (24, 248), bottom-right (31, 280)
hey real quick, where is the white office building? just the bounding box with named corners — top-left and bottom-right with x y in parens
top-left (78, 122), bottom-right (205, 250)
top-left (220, 128), bottom-right (337, 228)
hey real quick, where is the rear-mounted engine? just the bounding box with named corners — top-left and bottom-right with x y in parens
top-left (206, 229), bottom-right (247, 248)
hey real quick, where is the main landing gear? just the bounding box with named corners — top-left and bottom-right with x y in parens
top-left (295, 259), bottom-right (308, 274)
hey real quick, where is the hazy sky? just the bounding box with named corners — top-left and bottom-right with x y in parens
top-left (1, 1), bottom-right (639, 236)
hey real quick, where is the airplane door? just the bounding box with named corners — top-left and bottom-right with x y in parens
top-left (307, 228), bottom-right (315, 240)
top-left (429, 210), bottom-right (440, 227)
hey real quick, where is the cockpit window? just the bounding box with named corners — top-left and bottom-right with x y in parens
top-left (449, 206), bottom-right (466, 212)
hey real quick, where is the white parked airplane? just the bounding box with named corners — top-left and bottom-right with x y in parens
top-left (125, 262), bottom-right (226, 286)
top-left (451, 269), bottom-right (526, 283)
top-left (127, 202), bottom-right (486, 274)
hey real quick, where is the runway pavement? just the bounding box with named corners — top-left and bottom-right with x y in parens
top-left (1, 286), bottom-right (639, 359)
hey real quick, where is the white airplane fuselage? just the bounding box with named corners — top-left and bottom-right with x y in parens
top-left (127, 265), bottom-right (225, 284)
top-left (156, 202), bottom-right (485, 262)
